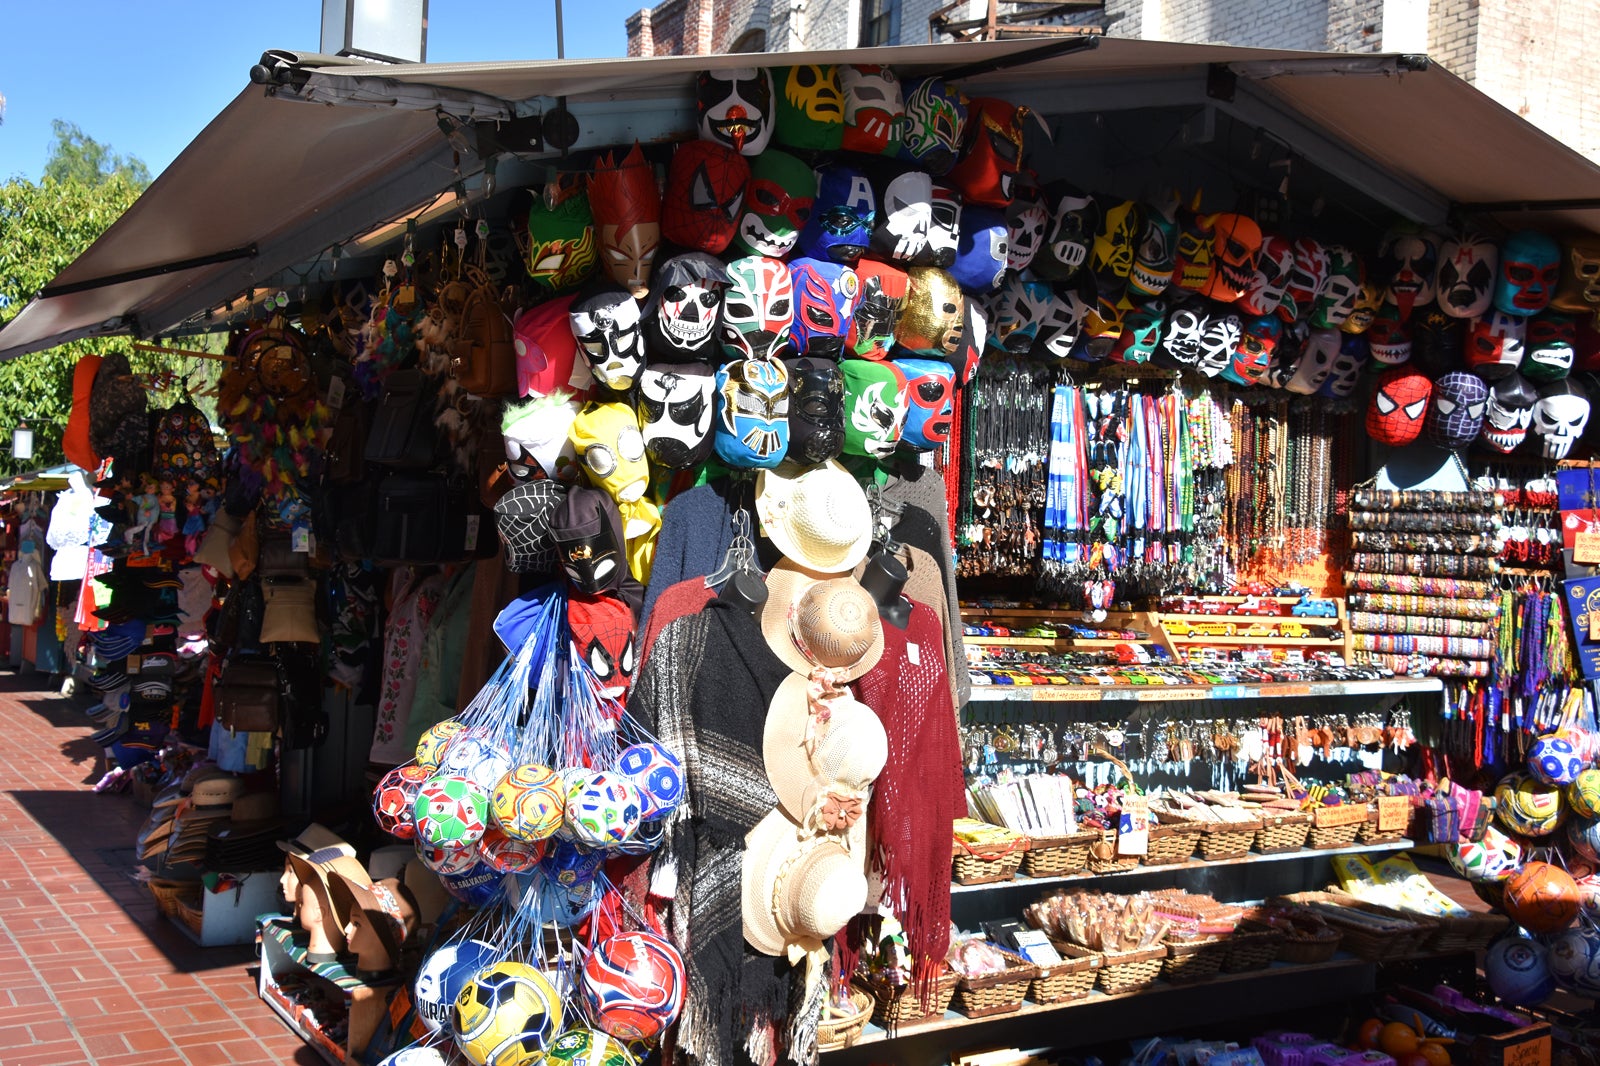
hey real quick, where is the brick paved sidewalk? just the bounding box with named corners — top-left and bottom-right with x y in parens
top-left (0, 672), bottom-right (315, 1066)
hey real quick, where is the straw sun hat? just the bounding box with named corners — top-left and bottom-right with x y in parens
top-left (759, 561), bottom-right (884, 683)
top-left (762, 673), bottom-right (887, 828)
top-left (742, 807), bottom-right (869, 957)
top-left (755, 460), bottom-right (873, 575)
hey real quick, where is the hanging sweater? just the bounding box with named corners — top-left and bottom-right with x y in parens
top-left (640, 479), bottom-right (749, 629)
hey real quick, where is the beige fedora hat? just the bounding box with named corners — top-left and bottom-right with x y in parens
top-left (756, 460), bottom-right (873, 575)
top-left (759, 563), bottom-right (884, 682)
top-left (762, 673), bottom-right (887, 827)
top-left (742, 808), bottom-right (869, 957)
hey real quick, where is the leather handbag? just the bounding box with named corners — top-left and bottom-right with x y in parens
top-left (371, 473), bottom-right (487, 565)
top-left (365, 369), bottom-right (439, 468)
top-left (214, 658), bottom-right (282, 734)
top-left (450, 282), bottom-right (517, 397)
top-left (257, 534), bottom-right (309, 580)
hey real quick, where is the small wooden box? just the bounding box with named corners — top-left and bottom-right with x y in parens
top-left (1470, 1023), bottom-right (1550, 1066)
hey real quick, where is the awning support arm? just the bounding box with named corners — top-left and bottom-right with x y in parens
top-left (39, 245), bottom-right (258, 300)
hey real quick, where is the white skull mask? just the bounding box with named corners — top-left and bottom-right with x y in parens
top-left (875, 171), bottom-right (933, 263)
top-left (637, 365), bottom-right (715, 468)
top-left (922, 185), bottom-right (961, 268)
top-left (1197, 313), bottom-right (1243, 378)
top-left (1317, 336), bottom-right (1368, 398)
top-left (1285, 328), bottom-right (1342, 395)
top-left (1005, 197), bottom-right (1049, 272)
top-left (1480, 373), bottom-right (1538, 453)
top-left (1160, 303), bottom-right (1207, 366)
top-left (570, 289), bottom-right (645, 391)
top-left (645, 253), bottom-right (728, 358)
top-left (1036, 288), bottom-right (1089, 359)
top-left (1533, 381), bottom-right (1591, 460)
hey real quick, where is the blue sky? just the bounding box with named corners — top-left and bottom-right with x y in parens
top-left (0, 0), bottom-right (641, 183)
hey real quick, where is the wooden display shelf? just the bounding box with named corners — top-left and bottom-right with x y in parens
top-left (258, 916), bottom-right (396, 1066)
top-left (1158, 599), bottom-right (1354, 662)
top-left (961, 609), bottom-right (1178, 659)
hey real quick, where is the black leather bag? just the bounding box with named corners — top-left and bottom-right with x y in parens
top-left (365, 370), bottom-right (438, 468)
top-left (370, 474), bottom-right (487, 565)
top-left (214, 657), bottom-right (281, 734)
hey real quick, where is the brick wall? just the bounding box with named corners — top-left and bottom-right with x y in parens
top-left (1474, 0), bottom-right (1600, 161)
top-left (1428, 0), bottom-right (1478, 80)
top-left (1326, 0), bottom-right (1383, 50)
top-left (1153, 0), bottom-right (1330, 49)
top-left (625, 7), bottom-right (652, 54)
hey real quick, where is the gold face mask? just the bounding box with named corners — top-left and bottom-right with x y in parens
top-left (895, 267), bottom-right (965, 357)
top-left (1553, 239), bottom-right (1600, 328)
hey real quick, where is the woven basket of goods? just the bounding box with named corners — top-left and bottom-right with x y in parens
top-left (952, 819), bottom-right (1028, 885)
top-left (817, 988), bottom-right (874, 1051)
top-left (949, 943), bottom-right (1038, 1019)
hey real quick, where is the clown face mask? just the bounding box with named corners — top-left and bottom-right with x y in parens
top-left (776, 65), bottom-right (845, 152)
top-left (1466, 310), bottom-right (1527, 381)
top-left (589, 144), bottom-right (661, 297)
top-left (788, 258), bottom-right (861, 359)
top-left (897, 268), bottom-right (965, 357)
top-left (842, 359), bottom-right (908, 460)
top-left (899, 77), bottom-right (966, 176)
top-left (1173, 206), bottom-right (1215, 293)
top-left (1285, 328), bottom-right (1343, 395)
top-left (715, 357), bottom-right (791, 469)
top-left (1534, 378), bottom-right (1591, 459)
top-left (568, 593), bottom-right (636, 697)
top-left (1367, 311), bottom-right (1413, 366)
top-left (733, 150), bottom-right (815, 260)
top-left (1367, 367), bottom-right (1433, 447)
top-left (697, 68), bottom-right (775, 155)
top-left (1377, 225), bottom-right (1440, 320)
top-left (1090, 200), bottom-right (1140, 312)
top-left (872, 171), bottom-right (933, 263)
top-left (894, 358), bottom-right (954, 450)
top-left (637, 365), bottom-right (715, 469)
top-left (662, 141), bottom-right (748, 255)
top-left (784, 357), bottom-right (845, 465)
top-left (1553, 238), bottom-right (1600, 327)
top-left (1237, 236), bottom-right (1293, 318)
top-left (1435, 232), bottom-right (1498, 319)
top-left (1201, 213), bottom-right (1263, 304)
top-left (721, 256), bottom-right (794, 361)
top-left (552, 485), bottom-right (627, 595)
top-left (1410, 305), bottom-right (1465, 377)
top-left (1112, 300), bottom-right (1166, 366)
top-left (1523, 311), bottom-right (1576, 383)
top-left (1128, 198), bottom-right (1179, 300)
top-left (1480, 371), bottom-right (1538, 452)
top-left (921, 185), bottom-right (962, 268)
top-left (1005, 187), bottom-right (1049, 273)
top-left (1316, 334), bottom-right (1368, 399)
top-left (1221, 315), bottom-right (1280, 385)
top-left (989, 275), bottom-right (1056, 355)
top-left (948, 97), bottom-right (1028, 208)
top-left (1495, 230), bottom-right (1562, 317)
top-left (570, 287), bottom-right (645, 392)
top-left (1425, 371), bottom-right (1489, 450)
top-left (1311, 246), bottom-right (1364, 329)
top-left (798, 166), bottom-right (875, 263)
top-left (841, 65), bottom-right (903, 156)
top-left (950, 207), bottom-right (1008, 293)
top-left (643, 252), bottom-right (727, 362)
top-left (850, 260), bottom-right (908, 360)
top-left (1034, 185), bottom-right (1098, 283)
top-left (526, 177), bottom-right (598, 292)
top-left (1283, 239), bottom-right (1329, 324)
top-left (570, 402), bottom-right (649, 504)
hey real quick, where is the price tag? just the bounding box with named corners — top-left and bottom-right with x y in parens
top-left (906, 642), bottom-right (921, 666)
top-left (1032, 688), bottom-right (1102, 702)
top-left (1117, 794), bottom-right (1150, 856)
top-left (464, 515), bottom-right (481, 552)
top-left (326, 375), bottom-right (346, 410)
top-left (1577, 531), bottom-right (1600, 564)
top-left (1212, 685), bottom-right (1246, 699)
top-left (1589, 610), bottom-right (1600, 643)
top-left (291, 526), bottom-right (311, 553)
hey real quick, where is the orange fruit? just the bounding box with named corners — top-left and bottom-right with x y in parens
top-left (1379, 1022), bottom-right (1422, 1057)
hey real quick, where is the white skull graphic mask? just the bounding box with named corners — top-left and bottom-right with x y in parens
top-left (1533, 380), bottom-right (1591, 460)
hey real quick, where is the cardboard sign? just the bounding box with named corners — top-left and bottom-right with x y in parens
top-left (1377, 795), bottom-right (1411, 832)
top-left (1566, 578), bottom-right (1600, 681)
top-left (1576, 530), bottom-right (1600, 565)
top-left (1116, 794), bottom-right (1150, 856)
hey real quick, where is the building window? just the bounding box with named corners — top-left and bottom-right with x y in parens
top-left (859, 0), bottom-right (899, 46)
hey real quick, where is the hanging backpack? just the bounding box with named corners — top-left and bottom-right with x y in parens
top-left (153, 400), bottom-right (220, 486)
top-left (448, 274), bottom-right (517, 398)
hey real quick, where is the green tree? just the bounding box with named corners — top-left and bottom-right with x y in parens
top-left (41, 120), bottom-right (151, 188)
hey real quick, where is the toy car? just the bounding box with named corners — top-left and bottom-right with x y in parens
top-left (1237, 597), bottom-right (1284, 617)
top-left (1291, 594), bottom-right (1339, 618)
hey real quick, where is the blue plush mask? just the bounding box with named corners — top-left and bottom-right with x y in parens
top-left (714, 357), bottom-right (790, 469)
top-left (949, 206), bottom-right (1008, 293)
top-left (787, 258), bottom-right (861, 360)
top-left (797, 166), bottom-right (876, 263)
top-left (893, 358), bottom-right (955, 450)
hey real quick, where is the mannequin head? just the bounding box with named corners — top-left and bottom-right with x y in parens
top-left (297, 880), bottom-right (338, 958)
top-left (332, 875), bottom-right (419, 976)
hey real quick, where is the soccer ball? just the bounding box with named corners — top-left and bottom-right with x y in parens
top-left (613, 819), bottom-right (666, 857)
top-left (414, 939), bottom-right (499, 1034)
top-left (419, 842), bottom-right (481, 877)
top-left (581, 931), bottom-right (687, 1041)
top-left (1548, 924), bottom-right (1600, 995)
top-left (417, 721), bottom-right (467, 769)
top-left (615, 743), bottom-right (685, 820)
top-left (1571, 769), bottom-right (1600, 819)
top-left (1496, 772), bottom-right (1566, 837)
top-left (441, 731), bottom-right (515, 791)
top-left (438, 864), bottom-right (503, 907)
top-left (544, 1027), bottom-right (637, 1066)
top-left (377, 1048), bottom-right (451, 1066)
top-left (453, 961), bottom-right (563, 1066)
top-left (564, 771), bottom-right (642, 847)
top-left (414, 773), bottom-right (490, 848)
top-left (1504, 861), bottom-right (1580, 933)
top-left (1485, 937), bottom-right (1556, 1006)
top-left (1446, 824), bottom-right (1523, 882)
top-left (490, 765), bottom-right (566, 842)
top-left (1530, 732), bottom-right (1588, 786)
top-left (373, 765), bottom-right (432, 840)
top-left (479, 827), bottom-right (546, 874)
top-left (1570, 817), bottom-right (1600, 864)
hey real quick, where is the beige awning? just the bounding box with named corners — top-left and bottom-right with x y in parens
top-left (3, 36), bottom-right (1597, 361)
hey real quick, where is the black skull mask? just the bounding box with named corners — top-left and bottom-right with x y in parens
top-left (636, 364), bottom-right (715, 468)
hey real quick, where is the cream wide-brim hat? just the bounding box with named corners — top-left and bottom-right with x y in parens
top-left (742, 807), bottom-right (869, 957)
top-left (759, 562), bottom-right (884, 683)
top-left (762, 673), bottom-right (888, 824)
top-left (755, 459), bottom-right (873, 575)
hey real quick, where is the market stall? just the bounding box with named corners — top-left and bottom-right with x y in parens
top-left (6, 34), bottom-right (1600, 1066)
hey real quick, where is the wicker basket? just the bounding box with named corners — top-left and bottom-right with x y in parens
top-left (953, 950), bottom-right (1038, 1019)
top-left (860, 972), bottom-right (959, 1028)
top-left (1141, 822), bottom-right (1203, 866)
top-left (1197, 821), bottom-right (1262, 861)
top-left (1320, 890), bottom-right (1508, 954)
top-left (147, 879), bottom-right (198, 918)
top-left (1022, 831), bottom-right (1097, 878)
top-left (1086, 831), bottom-right (1140, 873)
top-left (1221, 925), bottom-right (1284, 972)
top-left (1053, 940), bottom-right (1164, 995)
top-left (1357, 818), bottom-right (1409, 845)
top-left (1162, 937), bottom-right (1228, 984)
top-left (1307, 804), bottom-right (1367, 849)
top-left (1029, 950), bottom-right (1100, 1004)
top-left (818, 989), bottom-right (874, 1051)
top-left (1253, 811), bottom-right (1312, 854)
top-left (1276, 892), bottom-right (1436, 961)
top-left (952, 837), bottom-right (1028, 885)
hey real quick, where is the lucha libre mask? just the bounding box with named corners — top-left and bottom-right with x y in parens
top-left (515, 293), bottom-right (592, 399)
top-left (570, 287), bottom-right (646, 392)
top-left (952, 299), bottom-right (990, 382)
top-left (568, 592), bottom-right (636, 697)
top-left (1425, 371), bottom-right (1489, 450)
top-left (733, 150), bottom-right (816, 260)
top-left (1238, 235), bottom-right (1295, 318)
top-left (1157, 299), bottom-right (1208, 368)
top-left (643, 252), bottom-right (728, 362)
top-left (1172, 204), bottom-right (1215, 293)
top-left (1553, 238), bottom-right (1600, 328)
top-left (1197, 312), bottom-right (1244, 379)
top-left (503, 395), bottom-right (581, 484)
top-left (697, 68), bottom-right (775, 155)
top-left (1005, 185), bottom-right (1049, 273)
top-left (662, 141), bottom-right (749, 255)
top-left (1524, 312), bottom-right (1577, 383)
top-left (589, 144), bottom-right (661, 297)
top-left (1128, 197), bottom-right (1179, 300)
top-left (715, 357), bottom-right (791, 468)
top-left (921, 185), bottom-right (962, 268)
top-left (551, 484), bottom-right (627, 595)
top-left (950, 207), bottom-right (1008, 293)
top-left (1201, 213), bottom-right (1264, 304)
top-left (784, 357), bottom-right (845, 465)
top-left (1533, 378), bottom-right (1591, 459)
top-left (1111, 299), bottom-right (1166, 365)
top-left (894, 358), bottom-right (954, 450)
top-left (989, 275), bottom-right (1056, 355)
top-left (1261, 321), bottom-right (1308, 390)
top-left (1480, 371), bottom-right (1538, 453)
top-left (1435, 232), bottom-right (1498, 319)
top-left (637, 365), bottom-right (716, 469)
top-left (526, 176), bottom-right (598, 292)
top-left (897, 267), bottom-right (965, 357)
top-left (787, 258), bottom-right (861, 359)
top-left (1285, 328), bottom-right (1343, 395)
top-left (1035, 284), bottom-right (1091, 361)
top-left (947, 97), bottom-right (1029, 208)
top-left (799, 165), bottom-right (875, 263)
top-left (1466, 310), bottom-right (1527, 381)
top-left (720, 256), bottom-right (794, 361)
top-left (841, 65), bottom-right (904, 156)
top-left (1283, 239), bottom-right (1329, 324)
top-left (1377, 224), bottom-right (1440, 321)
top-left (899, 77), bottom-right (967, 176)
top-left (775, 65), bottom-right (845, 152)
top-left (1090, 200), bottom-right (1140, 313)
top-left (570, 402), bottom-right (650, 504)
top-left (872, 171), bottom-right (933, 263)
top-left (1410, 304), bottom-right (1465, 377)
top-left (1034, 184), bottom-right (1098, 283)
top-left (1311, 246), bottom-right (1364, 329)
top-left (1366, 311), bottom-right (1413, 366)
top-left (1221, 314), bottom-right (1280, 385)
top-left (1316, 334), bottom-right (1368, 399)
top-left (1366, 367), bottom-right (1433, 447)
top-left (1495, 230), bottom-right (1562, 317)
top-left (1343, 278), bottom-right (1384, 334)
top-left (842, 359), bottom-right (908, 460)
top-left (850, 260), bottom-right (908, 360)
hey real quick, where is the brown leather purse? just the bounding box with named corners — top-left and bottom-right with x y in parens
top-left (214, 658), bottom-right (282, 734)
